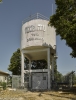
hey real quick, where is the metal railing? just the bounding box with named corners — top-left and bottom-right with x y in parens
top-left (22, 13), bottom-right (49, 24)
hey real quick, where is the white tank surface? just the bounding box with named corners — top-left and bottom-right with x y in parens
top-left (21, 13), bottom-right (56, 50)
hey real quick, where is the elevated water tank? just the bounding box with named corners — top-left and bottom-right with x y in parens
top-left (21, 13), bottom-right (56, 50)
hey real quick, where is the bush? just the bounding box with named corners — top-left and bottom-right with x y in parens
top-left (2, 82), bottom-right (6, 90)
top-left (0, 82), bottom-right (6, 90)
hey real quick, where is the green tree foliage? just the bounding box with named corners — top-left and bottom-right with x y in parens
top-left (0, 82), bottom-right (6, 90)
top-left (31, 60), bottom-right (47, 69)
top-left (72, 73), bottom-right (76, 84)
top-left (54, 59), bottom-right (63, 82)
top-left (63, 71), bottom-right (76, 84)
top-left (0, 0), bottom-right (2, 2)
top-left (8, 49), bottom-right (21, 75)
top-left (53, 59), bottom-right (57, 81)
top-left (49, 0), bottom-right (76, 57)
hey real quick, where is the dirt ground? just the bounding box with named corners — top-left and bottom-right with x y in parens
top-left (0, 88), bottom-right (76, 100)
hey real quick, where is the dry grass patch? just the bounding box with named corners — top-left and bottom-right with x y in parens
top-left (0, 89), bottom-right (76, 100)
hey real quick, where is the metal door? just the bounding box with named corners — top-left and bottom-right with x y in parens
top-left (32, 73), bottom-right (47, 89)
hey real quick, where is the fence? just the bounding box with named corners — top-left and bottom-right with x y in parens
top-left (12, 75), bottom-right (21, 89)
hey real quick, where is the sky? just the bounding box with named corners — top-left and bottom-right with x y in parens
top-left (0, 0), bottom-right (76, 75)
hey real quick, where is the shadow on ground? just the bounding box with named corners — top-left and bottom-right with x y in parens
top-left (34, 86), bottom-right (76, 100)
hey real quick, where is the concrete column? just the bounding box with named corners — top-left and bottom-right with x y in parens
top-left (52, 57), bottom-right (54, 81)
top-left (47, 48), bottom-right (51, 89)
top-left (21, 51), bottom-right (24, 87)
top-left (29, 60), bottom-right (31, 88)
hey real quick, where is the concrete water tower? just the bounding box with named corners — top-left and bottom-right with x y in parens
top-left (21, 13), bottom-right (56, 90)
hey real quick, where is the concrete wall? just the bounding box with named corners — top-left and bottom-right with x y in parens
top-left (21, 19), bottom-right (56, 50)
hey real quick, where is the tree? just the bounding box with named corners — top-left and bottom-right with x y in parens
top-left (53, 59), bottom-right (63, 82)
top-left (72, 73), bottom-right (76, 84)
top-left (0, 0), bottom-right (2, 3)
top-left (49, 0), bottom-right (76, 57)
top-left (8, 49), bottom-right (21, 75)
top-left (63, 71), bottom-right (76, 85)
top-left (31, 60), bottom-right (47, 69)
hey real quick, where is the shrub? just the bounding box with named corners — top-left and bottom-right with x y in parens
top-left (0, 82), bottom-right (6, 90)
top-left (2, 82), bottom-right (6, 90)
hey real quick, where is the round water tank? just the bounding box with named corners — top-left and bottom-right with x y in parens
top-left (21, 17), bottom-right (56, 50)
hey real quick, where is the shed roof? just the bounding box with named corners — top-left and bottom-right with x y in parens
top-left (0, 70), bottom-right (9, 75)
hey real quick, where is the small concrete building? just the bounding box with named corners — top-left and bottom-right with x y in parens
top-left (0, 70), bottom-right (9, 83)
top-left (21, 13), bottom-right (57, 90)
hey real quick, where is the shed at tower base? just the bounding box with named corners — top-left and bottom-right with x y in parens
top-left (21, 13), bottom-right (56, 90)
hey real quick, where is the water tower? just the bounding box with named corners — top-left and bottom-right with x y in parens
top-left (21, 13), bottom-right (56, 90)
